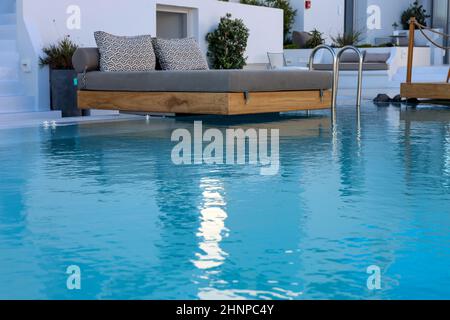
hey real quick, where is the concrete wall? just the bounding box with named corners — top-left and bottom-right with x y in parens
top-left (17, 0), bottom-right (283, 110)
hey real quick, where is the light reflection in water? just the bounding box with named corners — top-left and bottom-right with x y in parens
top-left (192, 178), bottom-right (229, 270)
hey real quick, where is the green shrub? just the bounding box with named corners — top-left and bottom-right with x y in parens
top-left (206, 13), bottom-right (250, 69)
top-left (39, 37), bottom-right (78, 70)
top-left (377, 42), bottom-right (395, 48)
top-left (331, 30), bottom-right (363, 47)
top-left (283, 43), bottom-right (299, 49)
top-left (305, 29), bottom-right (325, 49)
top-left (357, 43), bottom-right (373, 48)
top-left (401, 1), bottom-right (430, 29)
top-left (240, 0), bottom-right (261, 5)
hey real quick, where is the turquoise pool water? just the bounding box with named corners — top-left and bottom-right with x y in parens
top-left (0, 103), bottom-right (450, 300)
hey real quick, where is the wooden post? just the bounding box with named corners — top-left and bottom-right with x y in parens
top-left (447, 68), bottom-right (450, 83)
top-left (406, 17), bottom-right (416, 83)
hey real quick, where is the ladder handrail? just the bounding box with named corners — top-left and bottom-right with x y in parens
top-left (309, 45), bottom-right (338, 122)
top-left (336, 46), bottom-right (364, 108)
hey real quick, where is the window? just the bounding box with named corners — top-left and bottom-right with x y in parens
top-left (156, 5), bottom-right (198, 40)
top-left (156, 11), bottom-right (188, 39)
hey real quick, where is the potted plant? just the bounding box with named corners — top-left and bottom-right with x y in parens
top-left (400, 1), bottom-right (430, 30)
top-left (206, 13), bottom-right (250, 69)
top-left (392, 22), bottom-right (399, 31)
top-left (305, 29), bottom-right (325, 49)
top-left (331, 30), bottom-right (363, 47)
top-left (40, 37), bottom-right (82, 117)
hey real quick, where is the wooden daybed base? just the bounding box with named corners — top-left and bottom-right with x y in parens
top-left (401, 18), bottom-right (450, 101)
top-left (78, 90), bottom-right (332, 115)
top-left (400, 83), bottom-right (450, 100)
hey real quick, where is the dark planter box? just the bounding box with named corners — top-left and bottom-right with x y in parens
top-left (50, 69), bottom-right (85, 117)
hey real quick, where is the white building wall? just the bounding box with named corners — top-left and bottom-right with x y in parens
top-left (18, 0), bottom-right (283, 110)
top-left (292, 0), bottom-right (432, 44)
top-left (297, 0), bottom-right (346, 44)
top-left (20, 0), bottom-right (282, 64)
top-left (363, 0), bottom-right (432, 43)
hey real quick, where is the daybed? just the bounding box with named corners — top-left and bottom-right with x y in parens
top-left (73, 48), bottom-right (333, 116)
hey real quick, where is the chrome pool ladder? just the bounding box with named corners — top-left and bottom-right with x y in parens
top-left (309, 45), bottom-right (364, 123)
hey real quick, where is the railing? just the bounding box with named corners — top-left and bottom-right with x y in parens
top-left (309, 45), bottom-right (338, 122)
top-left (336, 46), bottom-right (364, 109)
top-left (309, 45), bottom-right (364, 123)
top-left (407, 17), bottom-right (450, 84)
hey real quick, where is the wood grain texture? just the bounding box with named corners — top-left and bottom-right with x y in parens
top-left (228, 90), bottom-right (331, 115)
top-left (401, 83), bottom-right (450, 100)
top-left (406, 17), bottom-right (416, 83)
top-left (78, 91), bottom-right (230, 115)
top-left (78, 90), bottom-right (332, 115)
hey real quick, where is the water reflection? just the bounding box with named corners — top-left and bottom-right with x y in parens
top-left (400, 107), bottom-right (450, 191)
top-left (193, 178), bottom-right (229, 270)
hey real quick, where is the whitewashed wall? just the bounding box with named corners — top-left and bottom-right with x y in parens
top-left (17, 0), bottom-right (283, 110)
top-left (299, 0), bottom-right (346, 44)
top-left (20, 0), bottom-right (282, 63)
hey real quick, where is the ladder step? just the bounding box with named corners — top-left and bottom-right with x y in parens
top-left (0, 25), bottom-right (16, 40)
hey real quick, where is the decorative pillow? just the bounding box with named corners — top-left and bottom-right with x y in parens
top-left (364, 52), bottom-right (391, 63)
top-left (340, 51), bottom-right (365, 63)
top-left (152, 38), bottom-right (209, 71)
top-left (94, 31), bottom-right (156, 72)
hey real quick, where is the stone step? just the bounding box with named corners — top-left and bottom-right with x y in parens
top-left (0, 111), bottom-right (62, 129)
top-left (0, 39), bottom-right (16, 51)
top-left (0, 51), bottom-right (19, 63)
top-left (0, 24), bottom-right (15, 40)
top-left (0, 112), bottom-right (61, 122)
top-left (0, 14), bottom-right (15, 25)
top-left (0, 0), bottom-right (16, 15)
top-left (0, 95), bottom-right (34, 112)
top-left (0, 66), bottom-right (18, 79)
top-left (0, 80), bottom-right (23, 95)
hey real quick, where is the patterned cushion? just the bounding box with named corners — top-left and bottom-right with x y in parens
top-left (94, 31), bottom-right (156, 72)
top-left (152, 38), bottom-right (209, 71)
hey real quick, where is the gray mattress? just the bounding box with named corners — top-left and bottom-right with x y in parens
top-left (78, 69), bottom-right (333, 93)
top-left (313, 63), bottom-right (389, 71)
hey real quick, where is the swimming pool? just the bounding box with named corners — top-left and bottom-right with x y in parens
top-left (0, 103), bottom-right (449, 300)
